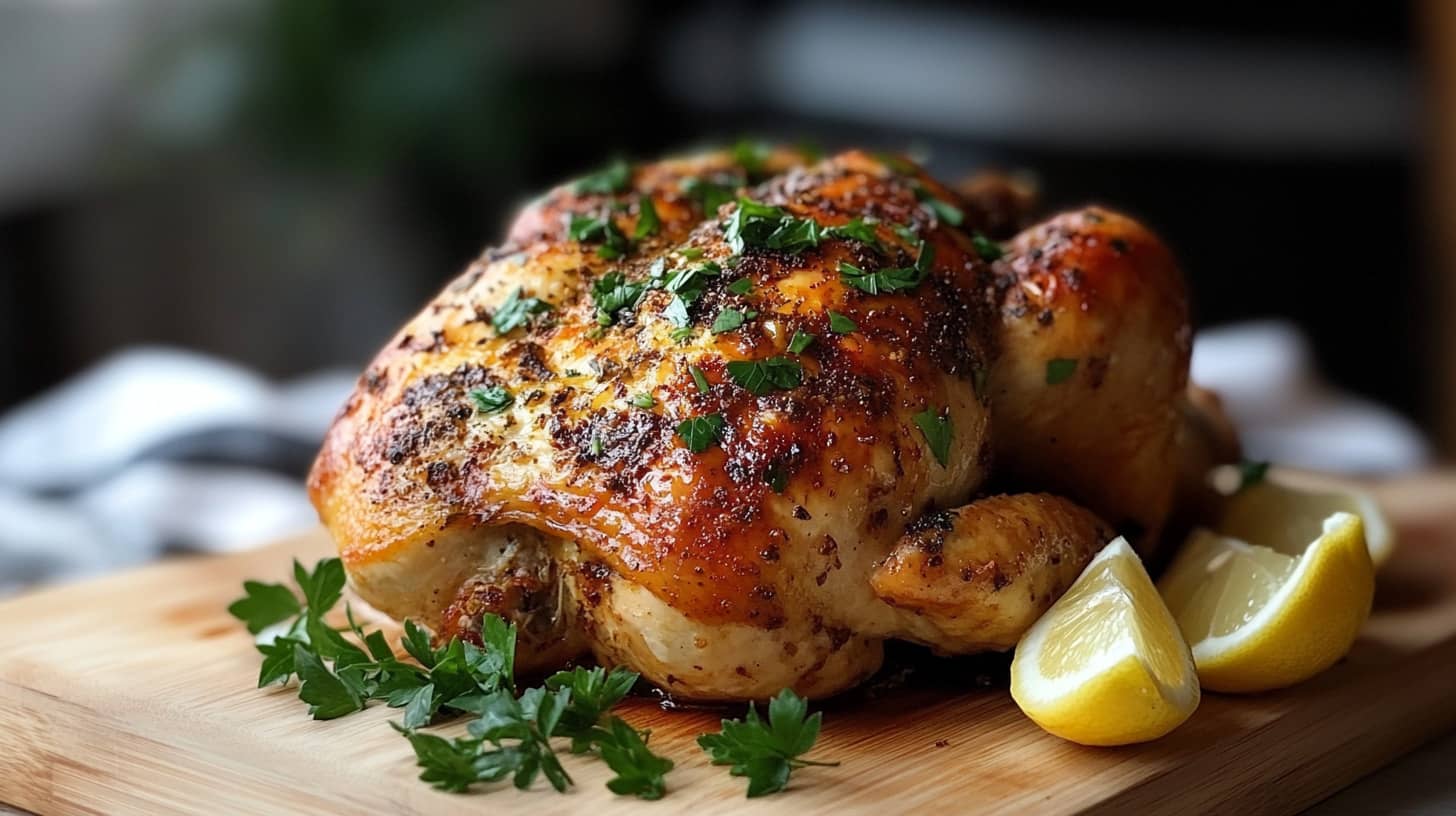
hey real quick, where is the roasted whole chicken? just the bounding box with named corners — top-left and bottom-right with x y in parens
top-left (309, 147), bottom-right (1217, 701)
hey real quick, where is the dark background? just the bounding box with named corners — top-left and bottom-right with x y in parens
top-left (0, 1), bottom-right (1429, 439)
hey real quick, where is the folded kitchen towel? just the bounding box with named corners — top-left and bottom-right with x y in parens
top-left (0, 323), bottom-right (1432, 595)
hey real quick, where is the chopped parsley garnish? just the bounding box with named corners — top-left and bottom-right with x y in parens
top-left (590, 435), bottom-right (604, 457)
top-left (676, 413), bottom-right (725, 453)
top-left (698, 689), bottom-right (837, 797)
top-left (912, 407), bottom-right (952, 467)
top-left (1045, 358), bottom-right (1078, 385)
top-left (839, 239), bottom-right (934, 295)
top-left (893, 223), bottom-right (919, 244)
top-left (972, 366), bottom-right (990, 402)
top-left (470, 386), bottom-right (514, 414)
top-left (572, 158), bottom-right (631, 195)
top-left (681, 175), bottom-right (739, 214)
top-left (679, 246), bottom-right (705, 260)
top-left (971, 232), bottom-right (1003, 262)
top-left (634, 195), bottom-right (661, 239)
top-left (591, 272), bottom-right (648, 326)
top-left (569, 212), bottom-right (632, 260)
top-left (911, 182), bottom-right (964, 226)
top-left (663, 296), bottom-right (691, 328)
top-left (1237, 459), bottom-right (1270, 491)
top-left (689, 365), bottom-right (712, 394)
top-left (731, 139), bottom-right (771, 178)
top-left (664, 261), bottom-right (722, 304)
top-left (787, 329), bottom-right (816, 354)
top-left (670, 326), bottom-right (695, 343)
top-left (491, 287), bottom-right (550, 335)
top-left (724, 198), bottom-right (824, 255)
top-left (726, 357), bottom-right (803, 395)
top-left (824, 217), bottom-right (882, 252)
top-left (629, 392), bottom-right (656, 409)
top-left (711, 307), bottom-right (758, 334)
top-left (765, 464), bottom-right (789, 494)
top-left (727, 276), bottom-right (753, 295)
top-left (827, 311), bottom-right (857, 334)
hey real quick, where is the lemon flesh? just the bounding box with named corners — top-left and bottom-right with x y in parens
top-left (1213, 470), bottom-right (1394, 567)
top-left (1159, 513), bottom-right (1373, 693)
top-left (1011, 537), bottom-right (1200, 746)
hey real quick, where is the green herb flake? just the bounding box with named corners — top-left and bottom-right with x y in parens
top-left (569, 213), bottom-right (632, 259)
top-left (572, 158), bottom-right (632, 195)
top-left (912, 407), bottom-right (953, 467)
top-left (727, 276), bottom-right (753, 296)
top-left (711, 307), bottom-right (758, 335)
top-left (591, 272), bottom-right (647, 326)
top-left (1237, 459), bottom-right (1270, 491)
top-left (911, 182), bottom-right (964, 226)
top-left (787, 329), bottom-right (816, 355)
top-left (971, 232), bottom-right (1003, 262)
top-left (827, 311), bottom-right (857, 334)
top-left (676, 413), bottom-right (726, 453)
top-left (470, 386), bottom-right (514, 414)
top-left (681, 175), bottom-right (739, 214)
top-left (629, 392), bottom-right (656, 409)
top-left (1045, 358), bottom-right (1078, 385)
top-left (726, 357), bottom-right (803, 395)
top-left (689, 365), bottom-right (712, 394)
top-left (491, 287), bottom-right (551, 335)
top-left (590, 436), bottom-right (604, 457)
top-left (731, 139), bottom-right (771, 178)
top-left (825, 217), bottom-right (882, 252)
top-left (634, 195), bottom-right (661, 239)
top-left (679, 247), bottom-right (705, 261)
top-left (723, 198), bottom-right (824, 255)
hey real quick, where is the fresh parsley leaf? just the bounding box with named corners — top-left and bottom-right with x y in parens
top-left (679, 246), bottom-right (705, 261)
top-left (293, 558), bottom-right (346, 617)
top-left (724, 198), bottom-right (824, 255)
top-left (1045, 358), bottom-right (1078, 385)
top-left (765, 464), bottom-right (789, 494)
top-left (591, 272), bottom-right (647, 326)
top-left (590, 436), bottom-right (604, 457)
top-left (293, 642), bottom-right (365, 720)
top-left (630, 392), bottom-right (655, 409)
top-left (825, 217), bottom-right (882, 252)
top-left (492, 287), bottom-right (550, 335)
top-left (839, 260), bottom-right (924, 295)
top-left (598, 717), bottom-right (674, 800)
top-left (569, 213), bottom-right (632, 259)
top-left (711, 307), bottom-right (757, 334)
top-left (912, 407), bottom-right (952, 467)
top-left (731, 139), bottom-right (771, 178)
top-left (682, 175), bottom-right (739, 214)
top-left (697, 688), bottom-right (837, 797)
top-left (727, 276), bottom-right (753, 295)
top-left (1238, 459), bottom-right (1270, 491)
top-left (634, 194), bottom-right (661, 239)
top-left (726, 357), bottom-right (802, 395)
top-left (228, 580), bottom-right (301, 634)
top-left (401, 619), bottom-right (437, 668)
top-left (664, 261), bottom-right (721, 305)
top-left (911, 182), bottom-right (964, 226)
top-left (971, 232), bottom-right (1003, 262)
top-left (676, 413), bottom-right (725, 453)
top-left (470, 386), bottom-right (514, 414)
top-left (670, 326), bottom-right (695, 343)
top-left (893, 223), bottom-right (920, 244)
top-left (255, 636), bottom-right (300, 687)
top-left (663, 295), bottom-right (691, 328)
top-left (572, 158), bottom-right (631, 195)
top-left (689, 365), bottom-right (712, 394)
top-left (787, 329), bottom-right (815, 354)
top-left (546, 666), bottom-right (639, 751)
top-left (827, 311), bottom-right (856, 334)
top-left (392, 724), bottom-right (486, 793)
top-left (478, 613), bottom-right (518, 694)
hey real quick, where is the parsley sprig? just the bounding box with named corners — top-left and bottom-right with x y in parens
top-left (230, 560), bottom-right (675, 799)
top-left (839, 239), bottom-right (935, 295)
top-left (697, 689), bottom-right (838, 797)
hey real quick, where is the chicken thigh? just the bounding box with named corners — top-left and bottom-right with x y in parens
top-left (308, 148), bottom-right (1193, 700)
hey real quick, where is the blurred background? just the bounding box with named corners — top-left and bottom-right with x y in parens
top-left (0, 0), bottom-right (1447, 588)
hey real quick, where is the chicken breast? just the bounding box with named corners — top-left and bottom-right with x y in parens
top-left (308, 148), bottom-right (1197, 700)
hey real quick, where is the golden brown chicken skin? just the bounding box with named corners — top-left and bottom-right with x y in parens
top-left (309, 148), bottom-right (1198, 700)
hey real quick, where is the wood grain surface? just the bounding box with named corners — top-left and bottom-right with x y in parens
top-left (2, 473), bottom-right (1455, 815)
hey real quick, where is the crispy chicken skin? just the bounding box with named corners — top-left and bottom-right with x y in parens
top-left (309, 148), bottom-right (1199, 700)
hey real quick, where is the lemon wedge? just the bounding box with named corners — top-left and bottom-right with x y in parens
top-left (1212, 468), bottom-right (1395, 567)
top-left (1010, 537), bottom-right (1200, 746)
top-left (1158, 512), bottom-right (1373, 693)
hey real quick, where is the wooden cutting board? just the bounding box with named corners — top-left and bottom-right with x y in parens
top-left (3, 473), bottom-right (1456, 816)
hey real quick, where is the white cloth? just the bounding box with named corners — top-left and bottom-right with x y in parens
top-left (0, 325), bottom-right (1431, 595)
